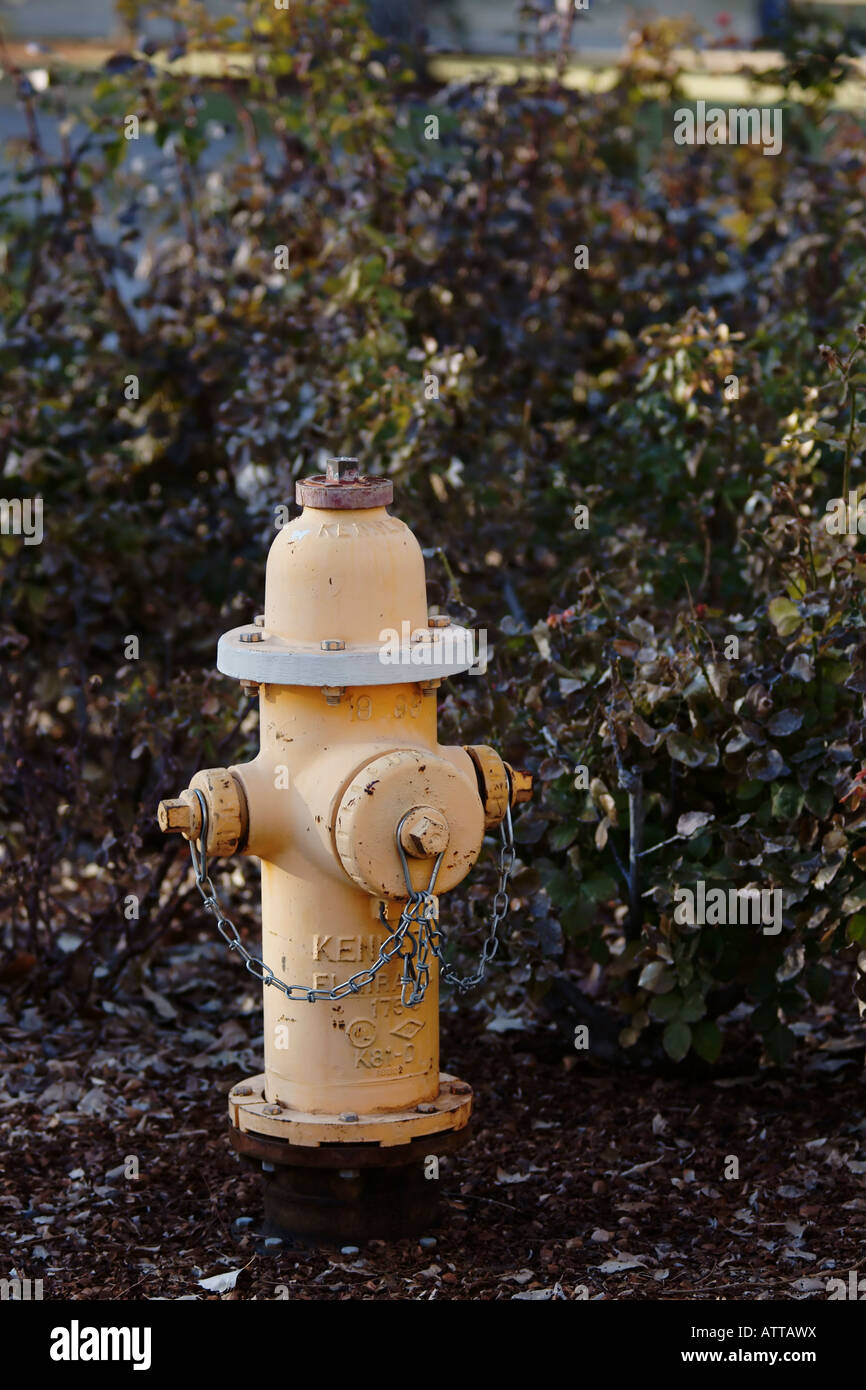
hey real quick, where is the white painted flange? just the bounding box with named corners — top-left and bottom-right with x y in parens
top-left (217, 624), bottom-right (479, 686)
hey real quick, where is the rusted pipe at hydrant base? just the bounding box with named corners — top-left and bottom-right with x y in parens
top-left (157, 458), bottom-right (532, 1244)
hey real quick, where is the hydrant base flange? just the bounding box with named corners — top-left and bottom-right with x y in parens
top-left (228, 1072), bottom-right (472, 1148)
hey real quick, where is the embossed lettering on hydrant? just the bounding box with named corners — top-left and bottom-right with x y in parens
top-left (312, 934), bottom-right (380, 962)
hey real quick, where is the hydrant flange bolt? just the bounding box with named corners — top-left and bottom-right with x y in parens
top-left (232, 1086), bottom-right (254, 1098)
top-left (240, 630), bottom-right (264, 644)
top-left (254, 614), bottom-right (265, 627)
top-left (416, 1104), bottom-right (437, 1114)
top-left (321, 639), bottom-right (346, 651)
top-left (428, 615), bottom-right (450, 629)
top-left (399, 805), bottom-right (450, 859)
top-left (340, 1112), bottom-right (359, 1123)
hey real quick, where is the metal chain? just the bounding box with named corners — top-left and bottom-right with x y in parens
top-left (392, 800), bottom-right (516, 999)
top-left (429, 799), bottom-right (515, 995)
top-left (186, 783), bottom-right (515, 1009)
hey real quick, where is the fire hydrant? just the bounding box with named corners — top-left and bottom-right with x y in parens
top-left (157, 459), bottom-right (531, 1243)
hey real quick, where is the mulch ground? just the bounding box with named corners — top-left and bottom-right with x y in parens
top-left (1, 942), bottom-right (864, 1301)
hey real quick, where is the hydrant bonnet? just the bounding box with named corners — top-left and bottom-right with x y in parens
top-left (217, 464), bottom-right (478, 685)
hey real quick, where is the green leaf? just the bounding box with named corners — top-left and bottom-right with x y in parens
top-left (771, 782), bottom-right (804, 820)
top-left (691, 1019), bottom-right (722, 1063)
top-left (768, 597), bottom-right (802, 636)
top-left (548, 821), bottom-right (579, 851)
top-left (821, 659), bottom-right (851, 687)
top-left (638, 961), bottom-right (676, 993)
top-left (662, 1019), bottom-right (692, 1062)
top-left (847, 913), bottom-right (866, 944)
top-left (539, 867), bottom-right (580, 912)
top-left (581, 872), bottom-right (619, 903)
top-left (649, 992), bottom-right (683, 1022)
top-left (735, 779), bottom-right (764, 801)
top-left (763, 1022), bottom-right (796, 1067)
top-left (805, 784), bottom-right (834, 819)
top-left (679, 991), bottom-right (708, 1023)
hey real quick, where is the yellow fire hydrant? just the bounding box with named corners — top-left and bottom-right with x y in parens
top-left (158, 459), bottom-right (531, 1242)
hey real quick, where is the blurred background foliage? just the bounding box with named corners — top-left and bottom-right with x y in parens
top-left (2, 0), bottom-right (866, 1068)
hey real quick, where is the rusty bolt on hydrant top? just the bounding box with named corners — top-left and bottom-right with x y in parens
top-left (157, 459), bottom-right (532, 1245)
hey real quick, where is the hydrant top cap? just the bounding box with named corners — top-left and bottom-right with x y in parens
top-left (296, 458), bottom-right (393, 510)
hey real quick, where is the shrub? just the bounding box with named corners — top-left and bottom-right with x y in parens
top-left (2, 3), bottom-right (865, 1062)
